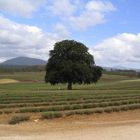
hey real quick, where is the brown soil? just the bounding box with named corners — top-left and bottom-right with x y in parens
top-left (0, 110), bottom-right (140, 140)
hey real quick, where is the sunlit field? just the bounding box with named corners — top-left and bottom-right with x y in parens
top-left (0, 71), bottom-right (140, 124)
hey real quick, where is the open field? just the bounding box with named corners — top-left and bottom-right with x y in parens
top-left (0, 71), bottom-right (139, 124)
top-left (0, 71), bottom-right (140, 139)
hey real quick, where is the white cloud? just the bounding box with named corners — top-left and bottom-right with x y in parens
top-left (92, 33), bottom-right (140, 67)
top-left (54, 23), bottom-right (71, 37)
top-left (0, 0), bottom-right (116, 29)
top-left (85, 1), bottom-right (116, 12)
top-left (47, 0), bottom-right (76, 17)
top-left (70, 0), bottom-right (116, 30)
top-left (0, 16), bottom-right (68, 62)
top-left (0, 0), bottom-right (44, 17)
top-left (70, 11), bottom-right (105, 30)
top-left (47, 0), bottom-right (116, 30)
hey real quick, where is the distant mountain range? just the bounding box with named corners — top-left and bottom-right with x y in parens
top-left (0, 57), bottom-right (46, 66)
top-left (0, 57), bottom-right (139, 72)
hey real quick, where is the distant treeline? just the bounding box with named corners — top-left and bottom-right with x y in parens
top-left (0, 65), bottom-right (140, 78)
top-left (103, 69), bottom-right (140, 78)
top-left (0, 65), bottom-right (45, 73)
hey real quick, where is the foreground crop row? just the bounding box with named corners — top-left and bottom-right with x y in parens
top-left (9, 104), bottom-right (140, 124)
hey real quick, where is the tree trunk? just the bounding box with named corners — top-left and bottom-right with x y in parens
top-left (67, 82), bottom-right (72, 90)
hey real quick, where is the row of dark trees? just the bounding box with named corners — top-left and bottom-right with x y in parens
top-left (0, 65), bottom-right (45, 73)
top-left (103, 69), bottom-right (140, 78)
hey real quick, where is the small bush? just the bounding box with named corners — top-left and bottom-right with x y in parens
top-left (75, 110), bottom-right (84, 115)
top-left (72, 104), bottom-right (83, 110)
top-left (104, 108), bottom-right (113, 113)
top-left (121, 106), bottom-right (129, 111)
top-left (94, 109), bottom-right (104, 113)
top-left (9, 115), bottom-right (30, 125)
top-left (99, 102), bottom-right (109, 107)
top-left (42, 111), bottom-right (63, 119)
top-left (3, 110), bottom-right (13, 114)
top-left (83, 110), bottom-right (93, 115)
top-left (112, 107), bottom-right (121, 112)
top-left (83, 104), bottom-right (92, 108)
top-left (65, 111), bottom-right (75, 116)
top-left (113, 102), bottom-right (121, 106)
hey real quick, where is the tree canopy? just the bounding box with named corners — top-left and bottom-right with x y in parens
top-left (45, 40), bottom-right (102, 89)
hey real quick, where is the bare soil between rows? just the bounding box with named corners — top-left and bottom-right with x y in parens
top-left (0, 110), bottom-right (140, 140)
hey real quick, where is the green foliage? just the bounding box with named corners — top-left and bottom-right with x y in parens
top-left (91, 66), bottom-right (103, 83)
top-left (42, 111), bottom-right (63, 119)
top-left (8, 115), bottom-right (30, 124)
top-left (45, 40), bottom-right (102, 89)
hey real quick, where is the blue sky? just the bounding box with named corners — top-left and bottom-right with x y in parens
top-left (0, 0), bottom-right (140, 68)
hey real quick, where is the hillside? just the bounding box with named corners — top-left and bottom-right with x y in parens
top-left (1, 57), bottom-right (46, 66)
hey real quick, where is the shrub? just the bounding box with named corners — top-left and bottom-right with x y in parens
top-left (72, 104), bottom-right (83, 110)
top-left (83, 104), bottom-right (94, 108)
top-left (83, 110), bottom-right (93, 115)
top-left (94, 109), bottom-right (104, 113)
top-left (104, 108), bottom-right (113, 113)
top-left (113, 102), bottom-right (121, 106)
top-left (9, 115), bottom-right (30, 125)
top-left (99, 102), bottom-right (109, 107)
top-left (3, 110), bottom-right (13, 114)
top-left (121, 106), bottom-right (129, 111)
top-left (112, 107), bottom-right (121, 112)
top-left (75, 110), bottom-right (84, 115)
top-left (65, 111), bottom-right (75, 116)
top-left (42, 111), bottom-right (63, 119)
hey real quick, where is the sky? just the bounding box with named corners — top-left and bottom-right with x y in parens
top-left (0, 0), bottom-right (140, 69)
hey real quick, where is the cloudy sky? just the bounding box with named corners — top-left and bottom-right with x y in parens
top-left (0, 0), bottom-right (140, 68)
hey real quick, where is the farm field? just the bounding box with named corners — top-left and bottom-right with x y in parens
top-left (0, 71), bottom-right (140, 124)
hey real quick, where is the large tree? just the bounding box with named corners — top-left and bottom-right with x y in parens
top-left (45, 40), bottom-right (102, 90)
